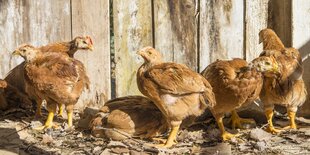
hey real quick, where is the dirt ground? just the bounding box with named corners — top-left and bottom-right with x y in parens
top-left (0, 107), bottom-right (309, 155)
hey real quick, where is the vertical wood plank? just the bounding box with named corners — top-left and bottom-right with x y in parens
top-left (199, 0), bottom-right (244, 71)
top-left (114, 0), bottom-right (153, 97)
top-left (245, 0), bottom-right (268, 61)
top-left (1, 0), bottom-right (71, 91)
top-left (292, 0), bottom-right (310, 117)
top-left (154, 0), bottom-right (198, 71)
top-left (71, 0), bottom-right (110, 110)
top-left (267, 0), bottom-right (292, 47)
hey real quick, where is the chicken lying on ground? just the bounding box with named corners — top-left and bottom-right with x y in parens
top-left (0, 80), bottom-right (8, 110)
top-left (201, 56), bottom-right (280, 140)
top-left (89, 96), bottom-right (168, 141)
top-left (259, 28), bottom-right (307, 134)
top-left (32, 36), bottom-right (92, 117)
top-left (136, 47), bottom-right (216, 148)
top-left (12, 44), bottom-right (90, 130)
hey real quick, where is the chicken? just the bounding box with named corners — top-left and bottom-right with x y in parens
top-left (0, 80), bottom-right (8, 110)
top-left (259, 28), bottom-right (307, 133)
top-left (4, 83), bottom-right (33, 110)
top-left (136, 47), bottom-right (215, 148)
top-left (39, 36), bottom-right (93, 57)
top-left (12, 44), bottom-right (90, 130)
top-left (0, 78), bottom-right (32, 110)
top-left (89, 96), bottom-right (168, 141)
top-left (201, 56), bottom-right (280, 140)
top-left (32, 36), bottom-right (92, 117)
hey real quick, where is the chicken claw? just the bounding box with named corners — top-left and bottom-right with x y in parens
top-left (231, 110), bottom-right (256, 129)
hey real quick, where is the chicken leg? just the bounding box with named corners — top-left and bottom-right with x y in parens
top-left (57, 103), bottom-right (64, 117)
top-left (148, 125), bottom-right (179, 148)
top-left (231, 110), bottom-right (256, 129)
top-left (34, 103), bottom-right (57, 130)
top-left (216, 116), bottom-right (239, 141)
top-left (283, 111), bottom-right (297, 130)
top-left (35, 99), bottom-right (43, 117)
top-left (265, 109), bottom-right (282, 134)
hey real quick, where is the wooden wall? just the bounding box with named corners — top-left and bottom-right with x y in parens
top-left (0, 0), bottom-right (309, 117)
top-left (0, 0), bottom-right (110, 110)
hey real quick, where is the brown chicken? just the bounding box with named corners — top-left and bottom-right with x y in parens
top-left (259, 28), bottom-right (307, 133)
top-left (32, 36), bottom-right (92, 117)
top-left (0, 80), bottom-right (8, 110)
top-left (12, 44), bottom-right (90, 130)
top-left (201, 56), bottom-right (280, 140)
top-left (136, 47), bottom-right (215, 148)
top-left (89, 96), bottom-right (168, 141)
top-left (39, 36), bottom-right (93, 57)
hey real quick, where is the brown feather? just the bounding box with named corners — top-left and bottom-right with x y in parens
top-left (201, 58), bottom-right (264, 118)
top-left (137, 47), bottom-right (215, 130)
top-left (259, 28), bottom-right (307, 114)
top-left (89, 96), bottom-right (168, 140)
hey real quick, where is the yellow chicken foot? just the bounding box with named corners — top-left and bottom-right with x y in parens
top-left (67, 111), bottom-right (73, 127)
top-left (217, 117), bottom-right (239, 141)
top-left (265, 109), bottom-right (282, 134)
top-left (147, 126), bottom-right (179, 148)
top-left (57, 103), bottom-right (64, 117)
top-left (34, 111), bottom-right (55, 130)
top-left (231, 110), bottom-right (256, 129)
top-left (282, 111), bottom-right (297, 130)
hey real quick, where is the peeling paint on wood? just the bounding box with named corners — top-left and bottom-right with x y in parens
top-left (71, 0), bottom-right (110, 110)
top-left (245, 0), bottom-right (268, 61)
top-left (292, 0), bottom-right (310, 117)
top-left (154, 0), bottom-right (198, 71)
top-left (199, 0), bottom-right (243, 71)
top-left (113, 0), bottom-right (153, 97)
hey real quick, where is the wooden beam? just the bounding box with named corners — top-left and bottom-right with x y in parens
top-left (245, 0), bottom-right (269, 61)
top-left (292, 0), bottom-right (310, 117)
top-left (71, 0), bottom-right (111, 110)
top-left (113, 0), bottom-right (153, 97)
top-left (199, 0), bottom-right (244, 71)
top-left (154, 0), bottom-right (198, 71)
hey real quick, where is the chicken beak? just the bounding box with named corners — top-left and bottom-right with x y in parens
top-left (136, 50), bottom-right (144, 56)
top-left (272, 63), bottom-right (279, 73)
top-left (259, 36), bottom-right (263, 44)
top-left (12, 50), bottom-right (21, 56)
top-left (88, 45), bottom-right (94, 51)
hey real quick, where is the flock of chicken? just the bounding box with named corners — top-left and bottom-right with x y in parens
top-left (0, 28), bottom-right (307, 149)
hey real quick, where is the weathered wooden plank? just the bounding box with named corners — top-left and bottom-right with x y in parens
top-left (245, 0), bottom-right (268, 61)
top-left (71, 0), bottom-right (110, 110)
top-left (199, 0), bottom-right (244, 71)
top-left (1, 0), bottom-right (71, 90)
top-left (267, 0), bottom-right (292, 47)
top-left (292, 0), bottom-right (310, 117)
top-left (154, 0), bottom-right (198, 71)
top-left (114, 0), bottom-right (153, 97)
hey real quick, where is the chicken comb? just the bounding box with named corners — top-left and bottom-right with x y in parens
top-left (86, 36), bottom-right (93, 45)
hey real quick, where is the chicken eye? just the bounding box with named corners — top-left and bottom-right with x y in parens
top-left (83, 41), bottom-right (87, 44)
top-left (147, 51), bottom-right (152, 55)
top-left (265, 62), bottom-right (271, 65)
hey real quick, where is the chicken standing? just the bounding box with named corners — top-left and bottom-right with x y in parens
top-left (201, 57), bottom-right (280, 140)
top-left (259, 28), bottom-right (307, 133)
top-left (136, 47), bottom-right (215, 148)
top-left (12, 44), bottom-right (89, 130)
top-left (89, 96), bottom-right (168, 140)
top-left (33, 36), bottom-right (93, 117)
